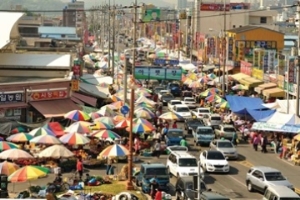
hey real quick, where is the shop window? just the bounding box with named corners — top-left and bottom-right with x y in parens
top-left (260, 17), bottom-right (267, 24)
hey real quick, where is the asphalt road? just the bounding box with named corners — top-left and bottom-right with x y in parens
top-left (8, 104), bottom-right (300, 200)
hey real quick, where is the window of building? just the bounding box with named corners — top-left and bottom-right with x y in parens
top-left (260, 17), bottom-right (267, 24)
top-left (233, 25), bottom-right (236, 28)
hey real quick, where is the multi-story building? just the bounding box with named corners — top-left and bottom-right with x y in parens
top-left (176, 0), bottom-right (187, 10)
top-left (63, 0), bottom-right (85, 35)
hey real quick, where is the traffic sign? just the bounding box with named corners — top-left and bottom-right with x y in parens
top-left (120, 105), bottom-right (130, 115)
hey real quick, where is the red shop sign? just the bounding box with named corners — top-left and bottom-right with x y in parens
top-left (30, 90), bottom-right (68, 101)
top-left (200, 3), bottom-right (230, 11)
top-left (240, 61), bottom-right (252, 76)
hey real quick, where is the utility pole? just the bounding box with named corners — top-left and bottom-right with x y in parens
top-left (177, 13), bottom-right (181, 60)
top-left (112, 5), bottom-right (116, 82)
top-left (222, 0), bottom-right (227, 95)
top-left (101, 4), bottom-right (104, 52)
top-left (190, 6), bottom-right (194, 62)
top-left (195, 0), bottom-right (201, 62)
top-left (296, 1), bottom-right (300, 117)
top-left (127, 0), bottom-right (137, 190)
top-left (108, 1), bottom-right (111, 73)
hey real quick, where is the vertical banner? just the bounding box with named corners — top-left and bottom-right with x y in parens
top-left (288, 57), bottom-right (295, 83)
top-left (210, 38), bottom-right (215, 57)
top-left (268, 50), bottom-right (275, 73)
top-left (227, 37), bottom-right (234, 61)
top-left (237, 41), bottom-right (245, 61)
top-left (294, 57), bottom-right (298, 83)
top-left (258, 49), bottom-right (264, 70)
top-left (278, 54), bottom-right (285, 75)
top-left (253, 49), bottom-right (259, 67)
top-left (263, 50), bottom-right (269, 73)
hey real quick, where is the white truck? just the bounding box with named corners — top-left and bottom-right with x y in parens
top-left (191, 108), bottom-right (211, 119)
top-left (181, 97), bottom-right (197, 110)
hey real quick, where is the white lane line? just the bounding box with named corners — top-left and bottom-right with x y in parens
top-left (228, 175), bottom-right (247, 188)
top-left (276, 156), bottom-right (295, 167)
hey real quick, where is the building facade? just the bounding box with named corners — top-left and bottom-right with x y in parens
top-left (63, 0), bottom-right (85, 32)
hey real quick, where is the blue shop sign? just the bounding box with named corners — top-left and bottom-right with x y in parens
top-left (0, 93), bottom-right (23, 103)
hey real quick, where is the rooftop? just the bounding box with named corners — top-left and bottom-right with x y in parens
top-left (38, 26), bottom-right (77, 35)
top-left (0, 76), bottom-right (70, 85)
top-left (227, 25), bottom-right (284, 35)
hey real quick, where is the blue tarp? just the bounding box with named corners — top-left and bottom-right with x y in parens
top-left (226, 95), bottom-right (268, 115)
top-left (247, 109), bottom-right (276, 122)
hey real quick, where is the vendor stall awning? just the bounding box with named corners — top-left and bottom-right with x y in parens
top-left (72, 92), bottom-right (97, 107)
top-left (213, 66), bottom-right (234, 72)
top-left (30, 99), bottom-right (80, 118)
top-left (202, 65), bottom-right (216, 72)
top-left (239, 77), bottom-right (263, 88)
top-left (254, 82), bottom-right (277, 94)
top-left (231, 73), bottom-right (250, 81)
top-left (263, 88), bottom-right (285, 98)
top-left (0, 102), bottom-right (27, 109)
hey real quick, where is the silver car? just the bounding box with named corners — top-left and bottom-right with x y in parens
top-left (246, 166), bottom-right (294, 193)
top-left (209, 139), bottom-right (238, 160)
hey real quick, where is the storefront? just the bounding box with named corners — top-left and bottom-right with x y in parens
top-left (254, 82), bottom-right (277, 94)
top-left (239, 77), bottom-right (263, 89)
top-left (262, 88), bottom-right (285, 99)
top-left (0, 90), bottom-right (27, 121)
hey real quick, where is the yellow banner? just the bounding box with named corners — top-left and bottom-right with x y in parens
top-left (71, 80), bottom-right (80, 91)
top-left (252, 68), bottom-right (263, 80)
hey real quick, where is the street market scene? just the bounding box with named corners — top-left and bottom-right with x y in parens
top-left (1, 0), bottom-right (300, 200)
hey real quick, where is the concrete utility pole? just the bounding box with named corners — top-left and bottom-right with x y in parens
top-left (190, 6), bottom-right (194, 62)
top-left (112, 5), bottom-right (116, 82)
top-left (108, 1), bottom-right (111, 73)
top-left (195, 0), bottom-right (201, 61)
top-left (296, 1), bottom-right (300, 117)
top-left (222, 0), bottom-right (227, 95)
top-left (127, 0), bottom-right (137, 190)
top-left (101, 4), bottom-right (105, 52)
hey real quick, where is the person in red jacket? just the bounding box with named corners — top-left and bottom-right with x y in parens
top-left (155, 188), bottom-right (162, 200)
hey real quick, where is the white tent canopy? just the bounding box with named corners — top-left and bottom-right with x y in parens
top-left (261, 111), bottom-right (300, 125)
top-left (37, 145), bottom-right (74, 158)
top-left (180, 63), bottom-right (196, 71)
top-left (263, 99), bottom-right (300, 115)
top-left (135, 96), bottom-right (156, 105)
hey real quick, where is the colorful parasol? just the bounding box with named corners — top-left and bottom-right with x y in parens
top-left (89, 112), bottom-right (103, 120)
top-left (215, 98), bottom-right (226, 104)
top-left (8, 165), bottom-right (50, 182)
top-left (232, 84), bottom-right (248, 90)
top-left (207, 88), bottom-right (220, 93)
top-left (159, 112), bottom-right (183, 120)
top-left (97, 106), bottom-right (115, 117)
top-left (98, 144), bottom-right (129, 158)
top-left (136, 89), bottom-right (151, 97)
top-left (0, 149), bottom-right (33, 160)
top-left (43, 122), bottom-right (65, 137)
top-left (37, 145), bottom-right (74, 158)
top-left (217, 101), bottom-right (230, 109)
top-left (111, 95), bottom-right (122, 102)
top-left (29, 127), bottom-right (55, 137)
top-left (198, 76), bottom-right (210, 84)
top-left (110, 101), bottom-right (129, 109)
top-left (205, 95), bottom-right (221, 102)
top-left (113, 115), bottom-right (126, 123)
top-left (64, 110), bottom-right (90, 121)
top-left (92, 130), bottom-right (121, 140)
top-left (94, 117), bottom-right (115, 127)
top-left (90, 121), bottom-right (113, 130)
top-left (0, 161), bottom-right (19, 176)
top-left (7, 133), bottom-right (33, 142)
top-left (115, 119), bottom-right (130, 128)
top-left (199, 90), bottom-right (216, 97)
top-left (0, 141), bottom-right (19, 151)
top-left (135, 102), bottom-right (154, 110)
top-left (10, 126), bottom-right (26, 134)
top-left (66, 121), bottom-right (92, 134)
top-left (134, 109), bottom-right (155, 119)
top-left (197, 72), bottom-right (206, 78)
top-left (207, 73), bottom-right (217, 79)
top-left (30, 135), bottom-right (61, 145)
top-left (189, 81), bottom-right (202, 88)
top-left (59, 132), bottom-right (90, 145)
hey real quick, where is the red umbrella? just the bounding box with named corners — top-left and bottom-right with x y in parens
top-left (43, 122), bottom-right (65, 137)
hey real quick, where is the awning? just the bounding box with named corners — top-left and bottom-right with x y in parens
top-left (202, 65), bottom-right (215, 72)
top-left (231, 73), bottom-right (251, 81)
top-left (72, 92), bottom-right (97, 107)
top-left (239, 77), bottom-right (263, 88)
top-left (71, 97), bottom-right (84, 105)
top-left (254, 82), bottom-right (277, 94)
top-left (213, 66), bottom-right (234, 72)
top-left (263, 88), bottom-right (285, 98)
top-left (0, 102), bottom-right (27, 109)
top-left (30, 99), bottom-right (80, 118)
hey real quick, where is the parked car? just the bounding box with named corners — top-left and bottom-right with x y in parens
top-left (173, 105), bottom-right (192, 121)
top-left (160, 93), bottom-right (175, 106)
top-left (191, 108), bottom-right (211, 119)
top-left (199, 150), bottom-right (230, 173)
top-left (181, 97), bottom-right (197, 110)
top-left (175, 177), bottom-right (208, 200)
top-left (135, 163), bottom-right (170, 193)
top-left (185, 118), bottom-right (204, 134)
top-left (165, 129), bottom-right (184, 146)
top-left (246, 166), bottom-right (294, 193)
top-left (209, 139), bottom-right (238, 160)
top-left (192, 126), bottom-right (215, 146)
top-left (168, 100), bottom-right (182, 111)
top-left (263, 185), bottom-right (300, 200)
top-left (214, 125), bottom-right (236, 140)
top-left (203, 114), bottom-right (222, 128)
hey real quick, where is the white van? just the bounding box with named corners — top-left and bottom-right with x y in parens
top-left (166, 151), bottom-right (204, 178)
top-left (263, 185), bottom-right (300, 200)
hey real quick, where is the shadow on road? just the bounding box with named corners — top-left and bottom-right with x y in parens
top-left (167, 183), bottom-right (176, 196)
top-left (203, 175), bottom-right (216, 184)
top-left (237, 154), bottom-right (246, 161)
top-left (229, 165), bottom-right (239, 175)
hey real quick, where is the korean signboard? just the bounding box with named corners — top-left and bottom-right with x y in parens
top-left (240, 61), bottom-right (252, 76)
top-left (71, 80), bottom-right (80, 91)
top-left (253, 50), bottom-right (259, 67)
top-left (29, 90), bottom-right (68, 101)
top-left (288, 57), bottom-right (295, 83)
top-left (268, 50), bottom-right (276, 73)
top-left (278, 54), bottom-right (285, 75)
top-left (134, 67), bottom-right (182, 80)
top-left (263, 50), bottom-right (269, 73)
top-left (236, 41), bottom-right (245, 61)
top-left (227, 37), bottom-right (234, 61)
top-left (0, 92), bottom-right (23, 103)
top-left (200, 3), bottom-right (230, 11)
top-left (143, 9), bottom-right (161, 22)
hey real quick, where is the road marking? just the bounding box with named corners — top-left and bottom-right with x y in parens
top-left (276, 156), bottom-right (295, 166)
top-left (228, 175), bottom-right (247, 188)
top-left (235, 160), bottom-right (254, 168)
